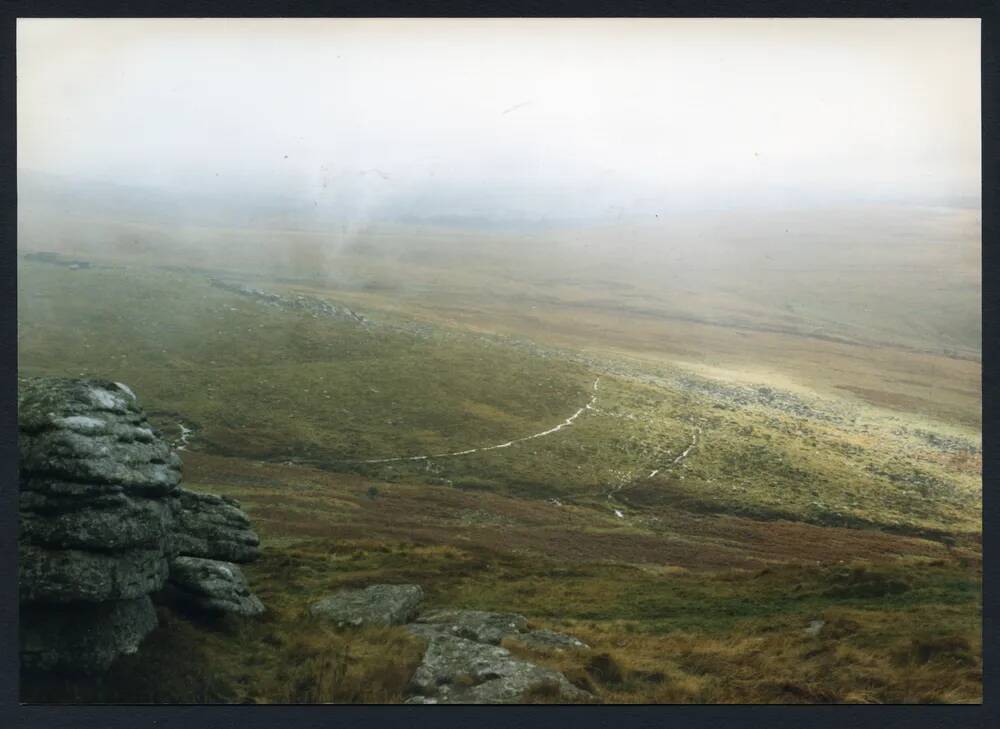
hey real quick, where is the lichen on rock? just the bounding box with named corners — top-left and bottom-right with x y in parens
top-left (404, 608), bottom-right (593, 703)
top-left (405, 634), bottom-right (592, 704)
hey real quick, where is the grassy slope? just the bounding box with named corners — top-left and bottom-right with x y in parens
top-left (17, 257), bottom-right (982, 704)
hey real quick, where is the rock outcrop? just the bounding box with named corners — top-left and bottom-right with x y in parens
top-left (310, 584), bottom-right (424, 627)
top-left (305, 577), bottom-right (594, 703)
top-left (18, 376), bottom-right (264, 675)
top-left (18, 378), bottom-right (180, 673)
top-left (405, 634), bottom-right (591, 704)
top-left (404, 608), bottom-right (592, 703)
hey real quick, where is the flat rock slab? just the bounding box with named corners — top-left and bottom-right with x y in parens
top-left (413, 609), bottom-right (528, 644)
top-left (406, 634), bottom-right (591, 704)
top-left (507, 628), bottom-right (591, 653)
top-left (310, 584), bottom-right (423, 627)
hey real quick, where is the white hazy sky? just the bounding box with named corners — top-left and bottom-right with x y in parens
top-left (17, 18), bottom-right (981, 220)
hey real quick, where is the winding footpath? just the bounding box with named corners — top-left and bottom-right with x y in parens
top-left (606, 425), bottom-right (702, 514)
top-left (348, 378), bottom-right (601, 465)
top-left (343, 371), bottom-right (702, 524)
top-left (176, 422), bottom-right (195, 451)
top-left (648, 425), bottom-right (701, 478)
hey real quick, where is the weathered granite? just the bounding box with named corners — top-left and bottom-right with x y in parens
top-left (310, 584), bottom-right (424, 627)
top-left (18, 377), bottom-right (264, 675)
top-left (165, 556), bottom-right (264, 617)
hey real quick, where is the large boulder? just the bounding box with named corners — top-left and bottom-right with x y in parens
top-left (18, 378), bottom-right (181, 674)
top-left (406, 634), bottom-right (591, 704)
top-left (310, 584), bottom-right (424, 627)
top-left (164, 556), bottom-right (264, 617)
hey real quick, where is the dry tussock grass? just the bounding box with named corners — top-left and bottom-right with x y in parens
top-left (502, 612), bottom-right (981, 704)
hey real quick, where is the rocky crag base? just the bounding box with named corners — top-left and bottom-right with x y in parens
top-left (18, 377), bottom-right (264, 675)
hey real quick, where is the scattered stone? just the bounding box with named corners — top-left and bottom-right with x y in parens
top-left (805, 620), bottom-right (825, 637)
top-left (406, 635), bottom-right (592, 704)
top-left (165, 556), bottom-right (264, 617)
top-left (209, 278), bottom-right (368, 326)
top-left (907, 428), bottom-right (980, 455)
top-left (404, 607), bottom-right (592, 703)
top-left (23, 251), bottom-right (93, 269)
top-left (672, 375), bottom-right (846, 424)
top-left (311, 584), bottom-right (424, 627)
